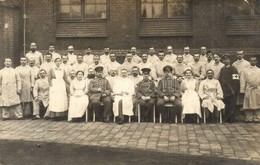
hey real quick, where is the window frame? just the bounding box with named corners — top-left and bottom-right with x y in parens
top-left (139, 0), bottom-right (192, 20)
top-left (57, 0), bottom-right (109, 22)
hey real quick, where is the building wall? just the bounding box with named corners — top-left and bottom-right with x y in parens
top-left (0, 5), bottom-right (21, 68)
top-left (24, 0), bottom-right (260, 53)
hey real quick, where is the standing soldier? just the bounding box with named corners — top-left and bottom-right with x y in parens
top-left (25, 42), bottom-right (44, 67)
top-left (15, 57), bottom-right (34, 118)
top-left (172, 54), bottom-right (187, 79)
top-left (106, 53), bottom-right (121, 75)
top-left (219, 55), bottom-right (240, 123)
top-left (240, 56), bottom-right (260, 123)
top-left (136, 68), bottom-right (156, 122)
top-left (0, 58), bottom-right (23, 120)
top-left (28, 58), bottom-right (40, 81)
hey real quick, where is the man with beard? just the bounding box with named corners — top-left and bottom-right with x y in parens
top-left (67, 45), bottom-right (77, 66)
top-left (106, 69), bottom-right (119, 90)
top-left (15, 57), bottom-right (34, 118)
top-left (157, 65), bottom-right (182, 123)
top-left (61, 55), bottom-right (71, 76)
top-left (219, 55), bottom-right (240, 123)
top-left (88, 66), bottom-right (112, 123)
top-left (188, 53), bottom-right (206, 81)
top-left (198, 69), bottom-right (225, 123)
top-left (136, 68), bottom-right (156, 122)
top-left (26, 42), bottom-right (43, 67)
top-left (240, 56), bottom-right (260, 123)
top-left (113, 68), bottom-right (135, 124)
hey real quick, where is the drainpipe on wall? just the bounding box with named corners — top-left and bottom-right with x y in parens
top-left (23, 0), bottom-right (26, 56)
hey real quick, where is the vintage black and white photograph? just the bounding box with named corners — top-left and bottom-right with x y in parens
top-left (0, 0), bottom-right (260, 164)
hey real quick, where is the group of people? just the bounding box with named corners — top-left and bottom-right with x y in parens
top-left (0, 42), bottom-right (260, 124)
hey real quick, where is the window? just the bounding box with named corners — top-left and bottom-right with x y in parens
top-left (59, 0), bottom-right (107, 21)
top-left (141, 0), bottom-right (190, 19)
top-left (229, 0), bottom-right (260, 15)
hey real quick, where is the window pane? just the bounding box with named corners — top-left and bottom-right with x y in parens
top-left (167, 0), bottom-right (190, 17)
top-left (60, 5), bottom-right (70, 13)
top-left (60, 0), bottom-right (70, 5)
top-left (141, 3), bottom-right (153, 18)
top-left (85, 0), bottom-right (96, 4)
top-left (70, 0), bottom-right (81, 5)
top-left (71, 5), bottom-right (81, 19)
top-left (255, 0), bottom-right (260, 15)
top-left (96, 0), bottom-right (106, 4)
top-left (96, 4), bottom-right (107, 18)
top-left (85, 4), bottom-right (96, 18)
top-left (153, 0), bottom-right (163, 2)
top-left (153, 3), bottom-right (163, 17)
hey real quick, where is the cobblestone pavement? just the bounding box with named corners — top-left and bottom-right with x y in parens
top-left (0, 120), bottom-right (259, 162)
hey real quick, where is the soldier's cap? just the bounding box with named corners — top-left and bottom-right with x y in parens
top-left (163, 65), bottom-right (173, 72)
top-left (95, 66), bottom-right (104, 72)
top-left (222, 54), bottom-right (231, 60)
top-left (141, 68), bottom-right (151, 74)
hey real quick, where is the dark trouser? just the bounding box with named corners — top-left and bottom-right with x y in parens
top-left (139, 98), bottom-right (155, 122)
top-left (223, 95), bottom-right (236, 122)
top-left (91, 96), bottom-right (111, 121)
top-left (157, 98), bottom-right (182, 122)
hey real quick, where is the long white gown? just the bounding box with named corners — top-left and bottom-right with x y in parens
top-left (49, 67), bottom-right (68, 113)
top-left (68, 79), bottom-right (89, 121)
top-left (181, 78), bottom-right (201, 118)
top-left (113, 77), bottom-right (135, 117)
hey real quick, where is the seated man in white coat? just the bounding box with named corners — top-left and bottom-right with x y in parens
top-left (112, 68), bottom-right (135, 124)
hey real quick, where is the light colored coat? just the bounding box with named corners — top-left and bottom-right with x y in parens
top-left (0, 67), bottom-right (21, 107)
top-left (15, 65), bottom-right (34, 102)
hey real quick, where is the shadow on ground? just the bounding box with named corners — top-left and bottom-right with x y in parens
top-left (0, 140), bottom-right (258, 165)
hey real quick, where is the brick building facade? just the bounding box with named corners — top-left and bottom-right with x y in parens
top-left (2, 0), bottom-right (260, 65)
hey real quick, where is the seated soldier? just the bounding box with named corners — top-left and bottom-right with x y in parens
top-left (157, 65), bottom-right (182, 123)
top-left (136, 68), bottom-right (156, 122)
top-left (88, 66), bottom-right (112, 123)
top-left (198, 69), bottom-right (225, 122)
